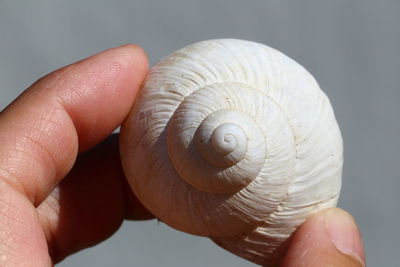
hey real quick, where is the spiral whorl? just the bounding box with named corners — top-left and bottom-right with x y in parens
top-left (207, 123), bottom-right (245, 158)
top-left (168, 89), bottom-right (268, 194)
top-left (205, 122), bottom-right (247, 163)
top-left (197, 119), bottom-right (248, 168)
top-left (120, 39), bottom-right (343, 266)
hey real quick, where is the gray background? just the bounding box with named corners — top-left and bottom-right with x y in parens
top-left (0, 0), bottom-right (398, 266)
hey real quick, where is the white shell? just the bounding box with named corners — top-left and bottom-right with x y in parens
top-left (120, 39), bottom-right (343, 266)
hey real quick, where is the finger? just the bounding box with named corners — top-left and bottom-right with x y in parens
top-left (0, 44), bottom-right (148, 206)
top-left (37, 135), bottom-right (153, 263)
top-left (0, 45), bottom-right (148, 266)
top-left (281, 208), bottom-right (366, 267)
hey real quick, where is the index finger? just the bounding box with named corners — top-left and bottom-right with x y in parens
top-left (0, 44), bottom-right (148, 206)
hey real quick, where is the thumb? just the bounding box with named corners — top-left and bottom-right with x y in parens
top-left (281, 208), bottom-right (366, 267)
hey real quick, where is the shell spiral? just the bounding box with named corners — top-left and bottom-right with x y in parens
top-left (120, 39), bottom-right (343, 266)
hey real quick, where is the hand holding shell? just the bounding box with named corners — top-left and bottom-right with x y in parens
top-left (119, 39), bottom-right (343, 266)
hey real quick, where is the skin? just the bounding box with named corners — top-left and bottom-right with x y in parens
top-left (0, 45), bottom-right (365, 266)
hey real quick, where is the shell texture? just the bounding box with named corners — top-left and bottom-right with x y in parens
top-left (120, 39), bottom-right (343, 266)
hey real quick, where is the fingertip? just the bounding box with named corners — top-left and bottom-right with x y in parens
top-left (111, 43), bottom-right (149, 78)
top-left (281, 208), bottom-right (365, 267)
top-left (116, 43), bottom-right (149, 108)
top-left (325, 208), bottom-right (366, 265)
top-left (55, 43), bottom-right (149, 151)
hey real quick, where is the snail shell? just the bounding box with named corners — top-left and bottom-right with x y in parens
top-left (120, 39), bottom-right (343, 266)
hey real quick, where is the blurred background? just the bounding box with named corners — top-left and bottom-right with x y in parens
top-left (0, 0), bottom-right (398, 266)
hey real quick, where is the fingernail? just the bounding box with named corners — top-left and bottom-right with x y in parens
top-left (325, 209), bottom-right (366, 265)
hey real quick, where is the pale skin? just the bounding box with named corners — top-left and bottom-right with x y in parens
top-left (0, 45), bottom-right (366, 266)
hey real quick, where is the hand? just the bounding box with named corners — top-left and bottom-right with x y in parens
top-left (0, 45), bottom-right (365, 267)
top-left (0, 45), bottom-right (151, 266)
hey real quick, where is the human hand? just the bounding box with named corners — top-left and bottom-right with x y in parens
top-left (0, 45), bottom-right (365, 267)
top-left (0, 45), bottom-right (151, 266)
